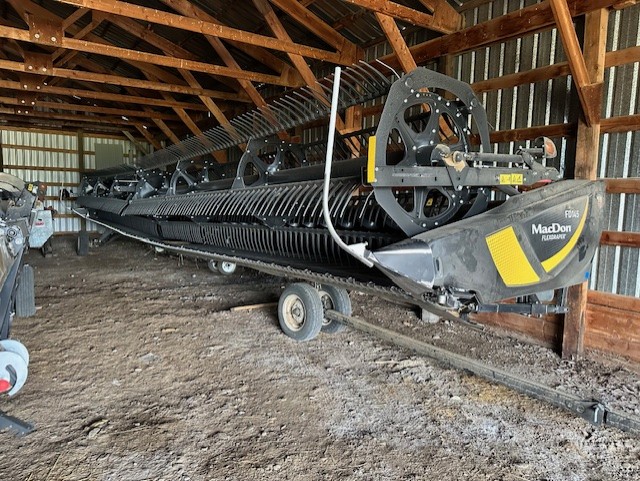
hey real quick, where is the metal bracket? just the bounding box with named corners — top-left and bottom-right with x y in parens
top-left (27, 14), bottom-right (63, 46)
top-left (0, 410), bottom-right (34, 436)
top-left (573, 400), bottom-right (607, 426)
top-left (24, 51), bottom-right (53, 75)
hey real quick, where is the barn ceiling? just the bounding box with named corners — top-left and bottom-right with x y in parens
top-left (0, 0), bottom-right (462, 143)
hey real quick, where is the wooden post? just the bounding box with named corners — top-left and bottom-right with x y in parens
top-left (562, 8), bottom-right (608, 359)
top-left (77, 129), bottom-right (86, 232)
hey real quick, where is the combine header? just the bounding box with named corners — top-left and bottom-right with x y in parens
top-left (75, 66), bottom-right (604, 341)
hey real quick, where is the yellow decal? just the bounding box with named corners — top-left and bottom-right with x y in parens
top-left (367, 135), bottom-right (377, 184)
top-left (541, 200), bottom-right (589, 272)
top-left (27, 183), bottom-right (33, 192)
top-left (486, 226), bottom-right (540, 286)
top-left (499, 173), bottom-right (523, 185)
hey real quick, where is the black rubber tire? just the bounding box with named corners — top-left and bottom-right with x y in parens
top-left (15, 265), bottom-right (36, 318)
top-left (278, 283), bottom-right (323, 342)
top-left (217, 261), bottom-right (237, 276)
top-left (318, 285), bottom-right (351, 334)
top-left (76, 231), bottom-right (89, 256)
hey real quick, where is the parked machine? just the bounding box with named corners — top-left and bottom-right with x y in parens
top-left (74, 67), bottom-right (605, 341)
top-left (0, 173), bottom-right (51, 402)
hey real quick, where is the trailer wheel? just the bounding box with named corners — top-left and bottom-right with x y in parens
top-left (318, 285), bottom-right (350, 334)
top-left (76, 231), bottom-right (89, 256)
top-left (278, 283), bottom-right (323, 342)
top-left (207, 260), bottom-right (218, 273)
top-left (217, 261), bottom-right (237, 276)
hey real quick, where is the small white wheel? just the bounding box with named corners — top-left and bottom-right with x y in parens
top-left (217, 261), bottom-right (237, 276)
top-left (318, 285), bottom-right (351, 334)
top-left (278, 283), bottom-right (323, 342)
top-left (207, 259), bottom-right (218, 273)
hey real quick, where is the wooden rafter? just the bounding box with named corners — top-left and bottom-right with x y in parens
top-left (562, 8), bottom-right (608, 360)
top-left (0, 56), bottom-right (246, 101)
top-left (56, 0), bottom-right (357, 65)
top-left (269, 0), bottom-right (360, 60)
top-left (158, 0), bottom-right (294, 78)
top-left (102, 13), bottom-right (240, 143)
top-left (342, 0), bottom-right (462, 34)
top-left (0, 95), bottom-right (184, 121)
top-left (549, 0), bottom-right (601, 126)
top-left (374, 12), bottom-right (417, 73)
top-left (0, 24), bottom-right (299, 88)
top-left (0, 78), bottom-right (209, 111)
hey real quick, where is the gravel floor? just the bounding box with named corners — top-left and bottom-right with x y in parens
top-left (0, 237), bottom-right (638, 480)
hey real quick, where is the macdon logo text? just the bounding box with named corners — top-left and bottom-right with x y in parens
top-left (532, 222), bottom-right (572, 242)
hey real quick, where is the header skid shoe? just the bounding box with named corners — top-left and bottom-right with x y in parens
top-left (370, 180), bottom-right (605, 304)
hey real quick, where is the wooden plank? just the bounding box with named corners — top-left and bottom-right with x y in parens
top-left (269, 0), bottom-right (359, 54)
top-left (378, 0), bottom-right (620, 69)
top-left (56, 0), bottom-right (353, 65)
top-left (3, 164), bottom-right (90, 172)
top-left (0, 143), bottom-right (77, 154)
top-left (588, 290), bottom-right (640, 311)
top-left (605, 177), bottom-right (640, 194)
top-left (600, 230), bottom-right (640, 248)
top-left (0, 25), bottom-right (293, 88)
top-left (485, 123), bottom-right (575, 144)
top-left (550, 0), bottom-right (601, 126)
top-left (343, 0), bottom-right (461, 33)
top-left (601, 114), bottom-right (640, 133)
top-left (562, 8), bottom-right (608, 360)
top-left (0, 96), bottom-right (182, 121)
top-left (470, 312), bottom-right (562, 349)
top-left (0, 124), bottom-right (133, 140)
top-left (375, 12), bottom-right (417, 73)
top-left (158, 0), bottom-right (292, 76)
top-left (0, 80), bottom-right (212, 110)
top-left (585, 299), bottom-right (640, 362)
top-left (0, 58), bottom-right (244, 101)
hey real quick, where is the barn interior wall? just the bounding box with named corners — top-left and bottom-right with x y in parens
top-left (0, 127), bottom-right (144, 234)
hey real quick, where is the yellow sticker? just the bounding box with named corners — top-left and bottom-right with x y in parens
top-left (27, 183), bottom-right (33, 192)
top-left (499, 173), bottom-right (523, 185)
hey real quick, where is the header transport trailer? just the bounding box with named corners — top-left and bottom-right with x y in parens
top-left (74, 66), bottom-right (604, 341)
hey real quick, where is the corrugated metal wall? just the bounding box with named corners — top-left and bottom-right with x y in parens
top-left (0, 128), bottom-right (142, 234)
top-left (591, 6), bottom-right (640, 296)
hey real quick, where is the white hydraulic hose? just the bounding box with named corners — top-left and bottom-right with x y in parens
top-left (322, 66), bottom-right (374, 268)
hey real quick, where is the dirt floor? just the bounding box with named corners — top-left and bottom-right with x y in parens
top-left (0, 237), bottom-right (638, 481)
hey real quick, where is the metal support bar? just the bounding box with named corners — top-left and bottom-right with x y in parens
top-left (324, 309), bottom-right (640, 435)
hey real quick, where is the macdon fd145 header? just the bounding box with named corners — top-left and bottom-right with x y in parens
top-left (75, 67), bottom-right (604, 341)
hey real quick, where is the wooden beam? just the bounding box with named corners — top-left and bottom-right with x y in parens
top-left (0, 57), bottom-right (245, 101)
top-left (123, 129), bottom-right (149, 155)
top-left (0, 96), bottom-right (182, 120)
top-left (0, 79), bottom-right (209, 111)
top-left (601, 114), bottom-right (640, 133)
top-left (269, 0), bottom-right (360, 58)
top-left (56, 0), bottom-right (355, 65)
top-left (604, 177), bottom-right (640, 194)
top-left (152, 117), bottom-right (181, 145)
top-left (585, 290), bottom-right (640, 363)
top-left (375, 12), bottom-right (417, 73)
top-left (157, 0), bottom-right (287, 141)
top-left (549, 0), bottom-right (601, 126)
top-left (133, 125), bottom-right (161, 151)
top-left (158, 0), bottom-right (293, 77)
top-left (2, 108), bottom-right (139, 126)
top-left (379, 0), bottom-right (621, 69)
top-left (600, 231), bottom-right (640, 248)
top-left (62, 7), bottom-right (90, 30)
top-left (0, 24), bottom-right (298, 88)
top-left (562, 8), bottom-right (608, 361)
top-left (343, 0), bottom-right (461, 34)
